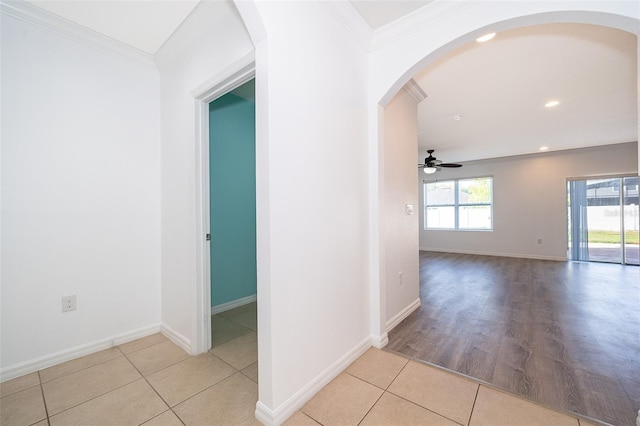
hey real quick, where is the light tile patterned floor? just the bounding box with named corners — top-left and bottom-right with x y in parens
top-left (289, 349), bottom-right (603, 426)
top-left (1, 302), bottom-right (606, 425)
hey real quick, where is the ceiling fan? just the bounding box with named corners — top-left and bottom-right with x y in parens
top-left (418, 149), bottom-right (463, 174)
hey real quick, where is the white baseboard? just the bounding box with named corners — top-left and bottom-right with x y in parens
top-left (160, 323), bottom-right (192, 355)
top-left (0, 323), bottom-right (161, 382)
top-left (211, 294), bottom-right (257, 315)
top-left (419, 247), bottom-right (567, 262)
top-left (370, 332), bottom-right (389, 349)
top-left (255, 337), bottom-right (371, 426)
top-left (386, 298), bottom-right (421, 332)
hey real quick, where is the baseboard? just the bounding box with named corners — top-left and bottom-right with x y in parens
top-left (160, 323), bottom-right (192, 355)
top-left (255, 336), bottom-right (371, 425)
top-left (370, 332), bottom-right (389, 349)
top-left (211, 294), bottom-right (257, 315)
top-left (419, 247), bottom-right (567, 262)
top-left (386, 298), bottom-right (421, 332)
top-left (0, 323), bottom-right (161, 382)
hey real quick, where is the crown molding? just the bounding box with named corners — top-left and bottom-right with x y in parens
top-left (371, 0), bottom-right (477, 49)
top-left (404, 78), bottom-right (427, 102)
top-left (0, 0), bottom-right (156, 67)
top-left (321, 0), bottom-right (373, 52)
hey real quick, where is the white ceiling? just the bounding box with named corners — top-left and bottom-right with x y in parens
top-left (26, 0), bottom-right (199, 55)
top-left (349, 0), bottom-right (432, 29)
top-left (24, 0), bottom-right (432, 53)
top-left (414, 23), bottom-right (637, 163)
top-left (23, 1), bottom-right (637, 165)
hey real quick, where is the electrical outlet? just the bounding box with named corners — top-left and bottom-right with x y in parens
top-left (62, 295), bottom-right (76, 313)
top-left (398, 271), bottom-right (403, 285)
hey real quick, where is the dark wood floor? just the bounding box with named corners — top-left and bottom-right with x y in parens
top-left (387, 251), bottom-right (640, 426)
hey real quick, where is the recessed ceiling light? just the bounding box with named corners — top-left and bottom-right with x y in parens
top-left (539, 146), bottom-right (549, 151)
top-left (476, 33), bottom-right (496, 43)
top-left (545, 100), bottom-right (560, 108)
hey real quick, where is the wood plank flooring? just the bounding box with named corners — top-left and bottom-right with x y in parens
top-left (387, 251), bottom-right (640, 426)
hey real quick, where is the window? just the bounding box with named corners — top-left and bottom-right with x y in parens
top-left (424, 177), bottom-right (493, 230)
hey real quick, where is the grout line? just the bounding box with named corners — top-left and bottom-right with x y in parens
top-left (41, 376), bottom-right (142, 418)
top-left (384, 388), bottom-right (465, 425)
top-left (215, 314), bottom-right (257, 334)
top-left (39, 349), bottom-right (124, 385)
top-left (356, 390), bottom-right (385, 426)
top-left (300, 409), bottom-right (324, 425)
top-left (163, 371), bottom-right (244, 410)
top-left (121, 350), bottom-right (186, 426)
top-left (171, 407), bottom-right (187, 426)
top-left (344, 371), bottom-right (384, 390)
top-left (37, 371), bottom-right (51, 425)
top-left (120, 338), bottom-right (168, 355)
top-left (302, 412), bottom-right (322, 425)
top-left (467, 384), bottom-right (480, 426)
top-left (385, 360), bottom-right (467, 425)
top-left (238, 367), bottom-right (258, 383)
top-left (121, 350), bottom-right (174, 411)
top-left (209, 330), bottom-right (257, 353)
top-left (31, 332), bottom-right (256, 425)
top-left (0, 381), bottom-right (41, 399)
top-left (347, 356), bottom-right (465, 425)
top-left (139, 409), bottom-right (186, 426)
top-left (41, 342), bottom-right (175, 419)
top-left (207, 350), bottom-right (248, 373)
top-left (121, 347), bottom-right (189, 426)
top-left (386, 357), bottom-right (411, 390)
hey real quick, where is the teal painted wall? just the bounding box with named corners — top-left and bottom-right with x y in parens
top-left (209, 81), bottom-right (256, 306)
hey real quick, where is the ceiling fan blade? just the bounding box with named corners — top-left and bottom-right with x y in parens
top-left (418, 164), bottom-right (426, 168)
top-left (440, 163), bottom-right (462, 168)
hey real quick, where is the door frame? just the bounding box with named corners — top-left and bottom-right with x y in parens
top-left (192, 53), bottom-right (255, 354)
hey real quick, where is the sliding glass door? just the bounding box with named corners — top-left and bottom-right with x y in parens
top-left (567, 176), bottom-right (639, 265)
top-left (623, 176), bottom-right (639, 265)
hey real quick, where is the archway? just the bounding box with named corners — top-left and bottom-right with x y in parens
top-left (369, 2), bottom-right (639, 346)
top-left (371, 6), bottom-right (638, 425)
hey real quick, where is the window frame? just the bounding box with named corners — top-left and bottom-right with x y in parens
top-left (424, 176), bottom-right (493, 231)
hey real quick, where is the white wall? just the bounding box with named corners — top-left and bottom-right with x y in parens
top-left (157, 0), bottom-right (370, 419)
top-left (1, 13), bottom-right (161, 377)
top-left (419, 143), bottom-right (638, 259)
top-left (239, 1), bottom-right (369, 419)
top-left (155, 1), bottom-right (253, 348)
top-left (383, 90), bottom-right (419, 325)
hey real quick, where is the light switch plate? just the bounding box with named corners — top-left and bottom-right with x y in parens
top-left (405, 204), bottom-right (414, 215)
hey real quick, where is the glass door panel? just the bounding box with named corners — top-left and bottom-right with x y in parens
top-left (585, 178), bottom-right (622, 263)
top-left (568, 177), bottom-right (640, 265)
top-left (623, 176), bottom-right (639, 265)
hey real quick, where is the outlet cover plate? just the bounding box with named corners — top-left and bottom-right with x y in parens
top-left (62, 295), bottom-right (76, 313)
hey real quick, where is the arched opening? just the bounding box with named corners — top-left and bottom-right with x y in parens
top-left (375, 10), bottom-right (638, 426)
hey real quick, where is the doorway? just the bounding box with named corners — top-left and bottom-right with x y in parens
top-left (567, 175), bottom-right (639, 265)
top-left (208, 79), bottom-right (258, 349)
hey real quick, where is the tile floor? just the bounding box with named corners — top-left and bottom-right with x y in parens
top-left (1, 303), bottom-right (259, 426)
top-left (1, 301), bottom-right (605, 426)
top-left (288, 349), bottom-right (604, 426)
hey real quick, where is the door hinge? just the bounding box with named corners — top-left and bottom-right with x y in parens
top-left (206, 234), bottom-right (211, 241)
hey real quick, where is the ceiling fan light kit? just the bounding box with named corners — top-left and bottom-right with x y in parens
top-left (418, 149), bottom-right (463, 173)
